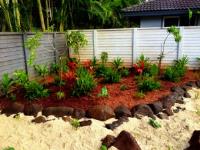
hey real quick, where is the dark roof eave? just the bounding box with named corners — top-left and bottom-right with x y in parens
top-left (123, 9), bottom-right (198, 17)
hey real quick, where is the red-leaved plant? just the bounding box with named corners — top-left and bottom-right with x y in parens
top-left (68, 61), bottom-right (77, 71)
top-left (62, 71), bottom-right (76, 85)
top-left (133, 60), bottom-right (145, 75)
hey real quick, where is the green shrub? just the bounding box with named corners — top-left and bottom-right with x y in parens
top-left (13, 70), bottom-right (28, 86)
top-left (100, 145), bottom-right (108, 150)
top-left (56, 91), bottom-right (65, 100)
top-left (112, 57), bottom-right (123, 70)
top-left (164, 56), bottom-right (188, 82)
top-left (53, 76), bottom-right (65, 86)
top-left (34, 64), bottom-right (49, 77)
top-left (136, 75), bottom-right (160, 92)
top-left (50, 63), bottom-right (60, 74)
top-left (95, 64), bottom-right (108, 77)
top-left (72, 67), bottom-right (96, 96)
top-left (101, 52), bottom-right (108, 64)
top-left (0, 73), bottom-right (13, 97)
top-left (70, 118), bottom-right (80, 129)
top-left (148, 64), bottom-right (159, 77)
top-left (120, 68), bottom-right (130, 77)
top-left (103, 68), bottom-right (121, 83)
top-left (148, 118), bottom-right (161, 128)
top-left (120, 84), bottom-right (128, 91)
top-left (134, 91), bottom-right (145, 99)
top-left (3, 147), bottom-right (15, 150)
top-left (98, 86), bottom-right (108, 97)
top-left (24, 81), bottom-right (49, 100)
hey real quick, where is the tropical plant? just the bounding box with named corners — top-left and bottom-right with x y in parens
top-left (50, 63), bottom-right (59, 74)
top-left (136, 75), bottom-right (160, 92)
top-left (148, 118), bottom-right (161, 129)
top-left (24, 81), bottom-right (49, 100)
top-left (70, 118), bottom-right (80, 129)
top-left (13, 70), bottom-right (29, 86)
top-left (164, 56), bottom-right (188, 82)
top-left (3, 146), bottom-right (15, 150)
top-left (25, 32), bottom-right (42, 66)
top-left (100, 52), bottom-right (108, 65)
top-left (98, 86), bottom-right (109, 97)
top-left (112, 57), bottom-right (124, 70)
top-left (65, 31), bottom-right (88, 59)
top-left (72, 67), bottom-right (96, 96)
top-left (56, 91), bottom-right (65, 100)
top-left (120, 68), bottom-right (130, 77)
top-left (100, 145), bottom-right (108, 150)
top-left (158, 26), bottom-right (182, 74)
top-left (0, 73), bottom-right (13, 97)
top-left (120, 84), bottom-right (128, 91)
top-left (53, 76), bottom-right (65, 86)
top-left (103, 68), bottom-right (121, 83)
top-left (34, 64), bottom-right (49, 77)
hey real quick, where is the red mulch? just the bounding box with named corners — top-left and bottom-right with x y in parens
top-left (0, 70), bottom-right (199, 110)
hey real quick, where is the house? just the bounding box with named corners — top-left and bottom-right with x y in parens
top-left (122, 0), bottom-right (200, 27)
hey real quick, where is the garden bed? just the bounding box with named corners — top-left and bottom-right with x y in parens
top-left (0, 70), bottom-right (198, 111)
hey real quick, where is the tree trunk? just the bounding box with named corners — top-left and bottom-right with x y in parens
top-left (37, 0), bottom-right (46, 31)
top-left (59, 0), bottom-right (65, 32)
top-left (13, 0), bottom-right (21, 31)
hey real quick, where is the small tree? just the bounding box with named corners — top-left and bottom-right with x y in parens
top-left (157, 26), bottom-right (182, 74)
top-left (65, 31), bottom-right (88, 60)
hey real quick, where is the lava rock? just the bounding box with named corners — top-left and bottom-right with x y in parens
top-left (118, 116), bottom-right (129, 123)
top-left (176, 96), bottom-right (185, 104)
top-left (186, 81), bottom-right (196, 87)
top-left (72, 108), bottom-right (85, 119)
top-left (181, 84), bottom-right (192, 91)
top-left (80, 120), bottom-right (92, 127)
top-left (31, 116), bottom-right (46, 123)
top-left (24, 103), bottom-right (43, 117)
top-left (171, 86), bottom-right (185, 96)
top-left (113, 130), bottom-right (141, 150)
top-left (163, 108), bottom-right (174, 116)
top-left (132, 104), bottom-right (155, 119)
top-left (105, 120), bottom-right (123, 130)
top-left (101, 135), bottom-right (116, 148)
top-left (187, 130), bottom-right (200, 150)
top-left (149, 101), bottom-right (163, 114)
top-left (157, 112), bottom-right (169, 119)
top-left (184, 92), bottom-right (191, 98)
top-left (196, 80), bottom-right (200, 88)
top-left (86, 105), bottom-right (115, 121)
top-left (161, 94), bottom-right (177, 109)
top-left (2, 102), bottom-right (24, 115)
top-left (42, 107), bottom-right (74, 117)
top-left (114, 105), bottom-right (131, 119)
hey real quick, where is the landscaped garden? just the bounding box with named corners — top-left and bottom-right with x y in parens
top-left (0, 30), bottom-right (200, 150)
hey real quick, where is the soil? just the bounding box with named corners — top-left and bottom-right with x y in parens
top-left (0, 70), bottom-right (199, 110)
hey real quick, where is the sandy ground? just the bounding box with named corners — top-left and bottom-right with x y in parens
top-left (0, 88), bottom-right (200, 150)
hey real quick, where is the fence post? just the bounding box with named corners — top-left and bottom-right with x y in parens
top-left (177, 27), bottom-right (184, 59)
top-left (22, 33), bottom-right (29, 76)
top-left (93, 30), bottom-right (97, 58)
top-left (132, 28), bottom-right (138, 65)
top-left (53, 32), bottom-right (57, 63)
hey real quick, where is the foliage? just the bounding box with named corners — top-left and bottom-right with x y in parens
top-left (101, 52), bottom-right (108, 65)
top-left (53, 76), bottom-right (65, 86)
top-left (67, 61), bottom-right (77, 71)
top-left (95, 64), bottom-right (108, 77)
top-left (72, 67), bottom-right (96, 96)
top-left (0, 73), bottom-right (13, 97)
top-left (62, 71), bottom-right (76, 84)
top-left (3, 147), bottom-right (15, 150)
top-left (65, 31), bottom-right (88, 58)
top-left (120, 84), bottom-right (128, 91)
top-left (158, 26), bottom-right (182, 73)
top-left (70, 118), bottom-right (80, 129)
top-left (24, 81), bottom-right (49, 100)
top-left (25, 32), bottom-right (42, 66)
top-left (164, 56), bottom-right (188, 82)
top-left (98, 86), bottom-right (109, 97)
top-left (112, 57), bottom-right (124, 70)
top-left (13, 70), bottom-right (29, 86)
top-left (56, 91), bottom-right (65, 100)
top-left (100, 145), bottom-right (108, 150)
top-left (50, 63), bottom-right (60, 74)
top-left (120, 68), bottom-right (130, 77)
top-left (91, 57), bottom-right (98, 68)
top-left (134, 91), bottom-right (145, 99)
top-left (103, 68), bottom-right (121, 83)
top-left (34, 64), bottom-right (49, 77)
top-left (148, 118), bottom-right (161, 129)
top-left (136, 75), bottom-right (160, 92)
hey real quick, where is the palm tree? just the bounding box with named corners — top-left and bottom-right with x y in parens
top-left (37, 0), bottom-right (46, 31)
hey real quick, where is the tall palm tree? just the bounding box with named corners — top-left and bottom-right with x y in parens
top-left (37, 0), bottom-right (46, 31)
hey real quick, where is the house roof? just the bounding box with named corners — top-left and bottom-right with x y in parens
top-left (123, 0), bottom-right (200, 17)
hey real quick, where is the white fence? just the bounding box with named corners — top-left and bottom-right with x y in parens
top-left (72, 26), bottom-right (200, 69)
